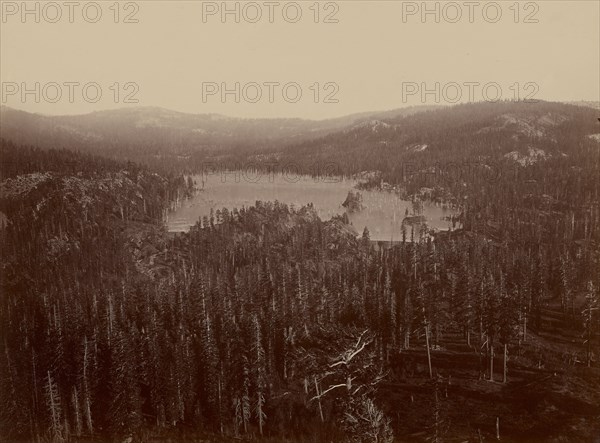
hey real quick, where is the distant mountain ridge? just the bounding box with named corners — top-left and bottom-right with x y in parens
top-left (3, 101), bottom-right (597, 177)
top-left (0, 104), bottom-right (440, 155)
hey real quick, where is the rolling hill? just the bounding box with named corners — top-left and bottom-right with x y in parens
top-left (267, 101), bottom-right (600, 178)
top-left (0, 104), bottom-right (439, 157)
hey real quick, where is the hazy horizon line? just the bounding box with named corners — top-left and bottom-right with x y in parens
top-left (2, 98), bottom-right (599, 122)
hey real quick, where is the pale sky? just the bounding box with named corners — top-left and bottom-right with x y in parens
top-left (1, 1), bottom-right (598, 119)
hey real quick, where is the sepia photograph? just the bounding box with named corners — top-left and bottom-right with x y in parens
top-left (0, 1), bottom-right (599, 442)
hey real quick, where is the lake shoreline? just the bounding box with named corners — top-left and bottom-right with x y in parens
top-left (166, 172), bottom-right (460, 241)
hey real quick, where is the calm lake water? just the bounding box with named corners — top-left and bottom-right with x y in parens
top-left (166, 173), bottom-right (459, 241)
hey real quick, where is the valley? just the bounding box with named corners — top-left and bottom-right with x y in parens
top-left (0, 100), bottom-right (599, 443)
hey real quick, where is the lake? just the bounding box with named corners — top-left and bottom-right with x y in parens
top-left (166, 172), bottom-right (459, 241)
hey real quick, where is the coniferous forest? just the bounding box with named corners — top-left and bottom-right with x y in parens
top-left (1, 101), bottom-right (599, 443)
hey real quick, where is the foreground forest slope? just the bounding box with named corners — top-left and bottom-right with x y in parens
top-left (1, 137), bottom-right (599, 442)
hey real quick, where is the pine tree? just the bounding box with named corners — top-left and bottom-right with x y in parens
top-left (582, 281), bottom-right (599, 367)
top-left (44, 371), bottom-right (65, 443)
top-left (252, 315), bottom-right (267, 435)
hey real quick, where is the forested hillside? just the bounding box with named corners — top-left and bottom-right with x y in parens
top-left (239, 101), bottom-right (600, 247)
top-left (0, 140), bottom-right (191, 439)
top-left (270, 101), bottom-right (598, 173)
top-left (1, 130), bottom-right (599, 442)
